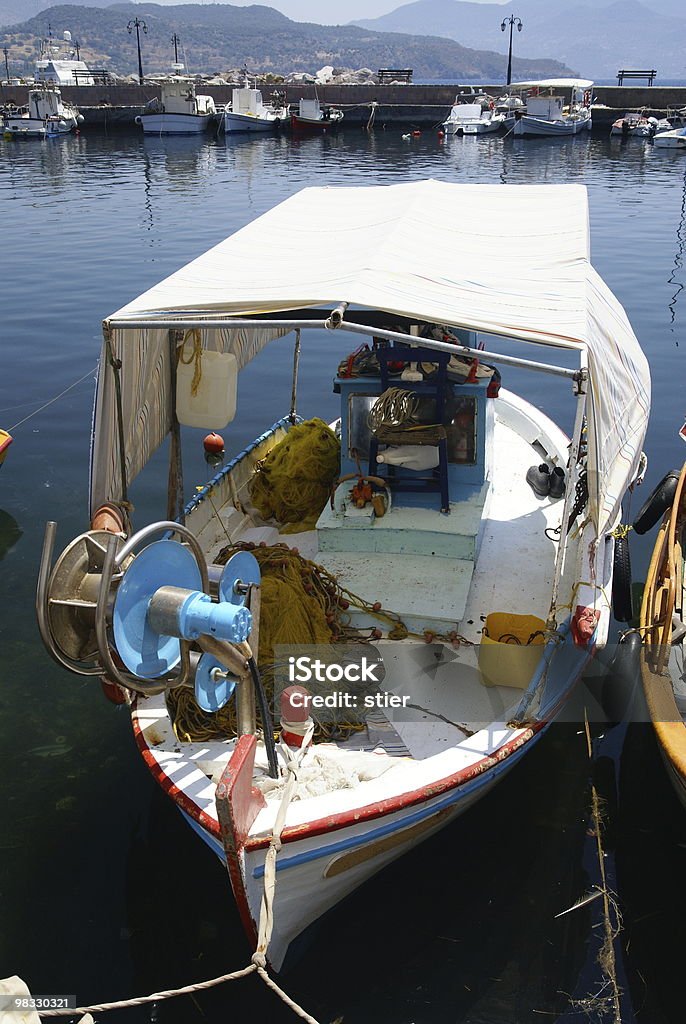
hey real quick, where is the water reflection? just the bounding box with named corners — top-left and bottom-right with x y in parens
top-left (0, 508), bottom-right (22, 561)
top-left (667, 163), bottom-right (686, 343)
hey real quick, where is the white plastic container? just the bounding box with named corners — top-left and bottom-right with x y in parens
top-left (176, 350), bottom-right (238, 429)
top-left (377, 445), bottom-right (439, 470)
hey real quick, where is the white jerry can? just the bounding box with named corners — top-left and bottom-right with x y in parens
top-left (176, 348), bottom-right (238, 429)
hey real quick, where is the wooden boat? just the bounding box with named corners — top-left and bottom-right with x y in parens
top-left (37, 181), bottom-right (650, 970)
top-left (222, 83), bottom-right (288, 133)
top-left (504, 79), bottom-right (593, 137)
top-left (2, 84), bottom-right (82, 138)
top-left (0, 430), bottom-right (12, 467)
top-left (135, 75), bottom-right (216, 135)
top-left (640, 463), bottom-right (686, 806)
top-left (290, 97), bottom-right (343, 133)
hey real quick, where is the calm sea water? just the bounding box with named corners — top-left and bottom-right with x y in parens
top-left (1, 127), bottom-right (686, 1023)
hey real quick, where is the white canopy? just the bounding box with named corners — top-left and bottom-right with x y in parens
top-left (507, 78), bottom-right (594, 91)
top-left (94, 181), bottom-right (650, 536)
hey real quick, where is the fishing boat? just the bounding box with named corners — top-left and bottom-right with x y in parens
top-left (442, 101), bottom-right (505, 136)
top-left (652, 126), bottom-right (686, 149)
top-left (504, 79), bottom-right (593, 137)
top-left (0, 430), bottom-right (12, 467)
top-left (222, 82), bottom-right (288, 133)
top-left (640, 464), bottom-right (686, 806)
top-left (135, 74), bottom-right (217, 135)
top-left (37, 181), bottom-right (650, 971)
top-left (290, 97), bottom-right (343, 133)
top-left (2, 84), bottom-right (83, 138)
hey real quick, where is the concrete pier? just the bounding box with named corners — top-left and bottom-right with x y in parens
top-left (2, 83), bottom-right (685, 131)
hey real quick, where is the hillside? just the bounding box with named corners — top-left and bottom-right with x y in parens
top-left (0, 2), bottom-right (576, 80)
top-left (353, 0), bottom-right (686, 79)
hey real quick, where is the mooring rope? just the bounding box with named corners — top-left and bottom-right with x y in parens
top-left (4, 366), bottom-right (97, 432)
top-left (38, 725), bottom-right (322, 1022)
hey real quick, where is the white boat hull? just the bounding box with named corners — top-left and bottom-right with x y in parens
top-left (3, 114), bottom-right (76, 137)
top-left (513, 113), bottom-right (592, 137)
top-left (223, 110), bottom-right (284, 133)
top-left (653, 128), bottom-right (686, 149)
top-left (444, 118), bottom-right (504, 136)
top-left (137, 112), bottom-right (213, 135)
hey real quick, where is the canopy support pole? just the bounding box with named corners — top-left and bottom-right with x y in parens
top-left (289, 329), bottom-right (301, 424)
top-left (108, 317), bottom-right (580, 381)
top-left (167, 329), bottom-right (185, 524)
top-left (104, 324), bottom-right (129, 506)
top-left (547, 354), bottom-right (589, 633)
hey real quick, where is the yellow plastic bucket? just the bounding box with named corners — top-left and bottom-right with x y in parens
top-left (478, 613), bottom-right (546, 689)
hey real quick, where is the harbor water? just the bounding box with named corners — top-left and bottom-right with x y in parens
top-left (1, 128), bottom-right (686, 1022)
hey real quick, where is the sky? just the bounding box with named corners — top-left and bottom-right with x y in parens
top-left (157, 0), bottom-right (495, 26)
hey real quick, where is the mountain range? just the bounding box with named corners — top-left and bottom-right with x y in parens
top-left (353, 0), bottom-right (686, 79)
top-left (0, 2), bottom-right (576, 79)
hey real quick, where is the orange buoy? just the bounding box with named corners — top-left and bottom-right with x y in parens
top-left (203, 432), bottom-right (225, 454)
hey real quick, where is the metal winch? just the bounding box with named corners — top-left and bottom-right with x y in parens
top-left (36, 519), bottom-right (261, 716)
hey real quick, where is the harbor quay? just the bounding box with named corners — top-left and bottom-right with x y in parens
top-left (2, 82), bottom-right (685, 130)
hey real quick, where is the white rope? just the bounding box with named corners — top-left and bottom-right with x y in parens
top-left (7, 366), bottom-right (97, 432)
top-left (36, 728), bottom-right (323, 1023)
top-left (38, 965), bottom-right (258, 1016)
top-left (255, 966), bottom-right (321, 1024)
top-left (254, 724), bottom-right (316, 963)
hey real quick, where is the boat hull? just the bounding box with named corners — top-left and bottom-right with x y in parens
top-left (223, 111), bottom-right (284, 133)
top-left (640, 464), bottom-right (686, 809)
top-left (137, 112), bottom-right (213, 135)
top-left (3, 115), bottom-right (75, 137)
top-left (653, 129), bottom-right (686, 149)
top-left (290, 114), bottom-right (342, 133)
top-left (513, 113), bottom-right (592, 137)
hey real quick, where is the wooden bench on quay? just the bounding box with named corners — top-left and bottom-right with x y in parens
top-left (617, 69), bottom-right (657, 86)
top-left (377, 68), bottom-right (413, 84)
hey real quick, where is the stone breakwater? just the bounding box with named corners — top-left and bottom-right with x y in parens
top-left (2, 83), bottom-right (685, 130)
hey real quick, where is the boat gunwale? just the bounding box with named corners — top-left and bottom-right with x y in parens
top-left (641, 463), bottom-right (686, 778)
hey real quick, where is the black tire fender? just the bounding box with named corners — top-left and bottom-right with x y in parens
top-left (612, 532), bottom-right (633, 622)
top-left (632, 469), bottom-right (680, 535)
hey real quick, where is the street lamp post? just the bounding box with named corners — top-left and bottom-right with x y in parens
top-left (501, 14), bottom-right (523, 88)
top-left (127, 17), bottom-right (148, 86)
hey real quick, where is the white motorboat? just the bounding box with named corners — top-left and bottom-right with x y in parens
top-left (136, 76), bottom-right (217, 135)
top-left (223, 85), bottom-right (288, 133)
top-left (290, 97), bottom-right (343, 132)
top-left (2, 84), bottom-right (83, 138)
top-left (37, 181), bottom-right (650, 972)
top-left (34, 29), bottom-right (96, 87)
top-left (652, 125), bottom-right (686, 149)
top-left (442, 101), bottom-right (505, 136)
top-left (610, 112), bottom-right (671, 138)
top-left (504, 79), bottom-right (593, 137)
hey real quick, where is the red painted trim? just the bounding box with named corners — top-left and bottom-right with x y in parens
top-left (131, 711), bottom-right (222, 838)
top-left (244, 722), bottom-right (542, 851)
top-left (131, 709), bottom-right (258, 947)
top-left (216, 735), bottom-right (266, 850)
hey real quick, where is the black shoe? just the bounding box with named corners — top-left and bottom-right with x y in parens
top-left (526, 463), bottom-right (550, 497)
top-left (549, 466), bottom-right (566, 499)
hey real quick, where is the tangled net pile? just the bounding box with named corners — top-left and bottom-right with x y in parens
top-left (168, 540), bottom-right (470, 745)
top-left (248, 418), bottom-right (340, 534)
